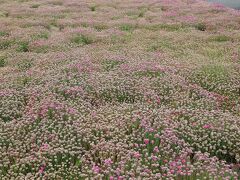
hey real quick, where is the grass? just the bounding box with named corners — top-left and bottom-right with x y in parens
top-left (16, 41), bottom-right (29, 52)
top-left (209, 35), bottom-right (232, 42)
top-left (202, 47), bottom-right (226, 60)
top-left (148, 39), bottom-right (176, 52)
top-left (102, 60), bottom-right (123, 71)
top-left (190, 64), bottom-right (230, 93)
top-left (0, 31), bottom-right (9, 37)
top-left (0, 56), bottom-right (6, 67)
top-left (195, 23), bottom-right (207, 31)
top-left (81, 22), bottom-right (89, 28)
top-left (33, 45), bottom-right (49, 53)
top-left (90, 5), bottom-right (96, 11)
top-left (200, 64), bottom-right (229, 79)
top-left (94, 24), bottom-right (108, 32)
top-left (0, 40), bottom-right (12, 50)
top-left (0, 11), bottom-right (9, 17)
top-left (31, 32), bottom-right (49, 40)
top-left (49, 1), bottom-right (63, 6)
top-left (17, 59), bottom-right (33, 71)
top-left (98, 89), bottom-right (141, 103)
top-left (135, 71), bottom-right (164, 78)
top-left (138, 11), bottom-right (144, 17)
top-left (119, 24), bottom-right (136, 32)
top-left (146, 24), bottom-right (187, 31)
top-left (71, 35), bottom-right (93, 45)
top-left (16, 76), bottom-right (32, 86)
top-left (30, 4), bottom-right (40, 8)
top-left (0, 0), bottom-right (240, 179)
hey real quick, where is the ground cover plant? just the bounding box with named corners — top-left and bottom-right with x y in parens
top-left (0, 0), bottom-right (240, 179)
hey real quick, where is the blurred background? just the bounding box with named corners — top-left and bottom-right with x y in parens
top-left (207, 0), bottom-right (240, 9)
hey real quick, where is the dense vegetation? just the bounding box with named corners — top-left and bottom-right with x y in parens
top-left (0, 0), bottom-right (240, 179)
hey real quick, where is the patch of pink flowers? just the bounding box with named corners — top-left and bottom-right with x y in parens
top-left (0, 0), bottom-right (239, 179)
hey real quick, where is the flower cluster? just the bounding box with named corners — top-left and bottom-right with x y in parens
top-left (0, 0), bottom-right (240, 179)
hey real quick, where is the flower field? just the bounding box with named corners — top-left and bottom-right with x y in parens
top-left (0, 0), bottom-right (240, 179)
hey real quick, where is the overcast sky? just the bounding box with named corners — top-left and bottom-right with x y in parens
top-left (207, 0), bottom-right (240, 9)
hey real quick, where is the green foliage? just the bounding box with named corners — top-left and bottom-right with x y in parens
top-left (0, 31), bottom-right (9, 37)
top-left (17, 76), bottom-right (32, 86)
top-left (31, 32), bottom-right (49, 40)
top-left (102, 60), bottom-right (123, 71)
top-left (81, 22), bottom-right (89, 27)
top-left (90, 5), bottom-right (96, 11)
top-left (147, 24), bottom-right (185, 32)
top-left (94, 24), bottom-right (108, 32)
top-left (203, 47), bottom-right (225, 60)
top-left (135, 71), bottom-right (164, 78)
top-left (0, 40), bottom-right (12, 50)
top-left (31, 4), bottom-right (40, 8)
top-left (209, 35), bottom-right (232, 42)
top-left (148, 39), bottom-right (175, 52)
top-left (71, 35), bottom-right (93, 45)
top-left (190, 64), bottom-right (229, 93)
top-left (16, 41), bottom-right (29, 52)
top-left (138, 11), bottom-right (145, 17)
top-left (119, 24), bottom-right (135, 32)
top-left (49, 1), bottom-right (63, 6)
top-left (17, 59), bottom-right (33, 71)
top-left (33, 45), bottom-right (49, 53)
top-left (195, 23), bottom-right (207, 31)
top-left (0, 56), bottom-right (6, 67)
top-left (98, 89), bottom-right (141, 104)
top-left (160, 6), bottom-right (168, 11)
top-left (0, 11), bottom-right (9, 17)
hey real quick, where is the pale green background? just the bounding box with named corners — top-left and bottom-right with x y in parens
top-left (208, 0), bottom-right (240, 9)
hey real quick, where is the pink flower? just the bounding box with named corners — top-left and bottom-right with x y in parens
top-left (144, 139), bottom-right (149, 145)
top-left (104, 158), bottom-right (113, 166)
top-left (203, 124), bottom-right (211, 129)
top-left (109, 176), bottom-right (114, 180)
top-left (192, 122), bottom-right (197, 126)
top-left (153, 146), bottom-right (159, 153)
top-left (154, 134), bottom-right (160, 138)
top-left (170, 162), bottom-right (176, 167)
top-left (68, 108), bottom-right (77, 114)
top-left (177, 165), bottom-right (182, 169)
top-left (133, 152), bottom-right (141, 159)
top-left (39, 165), bottom-right (45, 174)
top-left (118, 176), bottom-right (123, 180)
top-left (181, 159), bottom-right (186, 164)
top-left (43, 143), bottom-right (49, 148)
top-left (92, 165), bottom-right (100, 173)
top-left (134, 143), bottom-right (139, 147)
top-left (151, 155), bottom-right (158, 161)
top-left (144, 168), bottom-right (151, 173)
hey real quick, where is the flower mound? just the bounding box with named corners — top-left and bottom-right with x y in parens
top-left (0, 0), bottom-right (240, 179)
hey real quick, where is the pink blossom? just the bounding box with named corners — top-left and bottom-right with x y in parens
top-left (151, 155), bottom-right (158, 161)
top-left (40, 143), bottom-right (49, 151)
top-left (39, 165), bottom-right (45, 174)
top-left (144, 139), bottom-right (149, 145)
top-left (92, 165), bottom-right (100, 173)
top-left (104, 158), bottom-right (113, 166)
top-left (203, 124), bottom-right (211, 129)
top-left (181, 159), bottom-right (186, 163)
top-left (153, 146), bottom-right (159, 153)
top-left (133, 152), bottom-right (141, 159)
